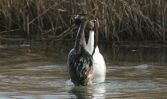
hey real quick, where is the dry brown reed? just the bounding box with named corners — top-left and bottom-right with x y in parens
top-left (0, 0), bottom-right (166, 41)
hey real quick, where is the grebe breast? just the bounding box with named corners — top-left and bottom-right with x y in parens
top-left (93, 47), bottom-right (106, 83)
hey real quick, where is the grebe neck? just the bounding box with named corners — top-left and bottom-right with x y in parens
top-left (74, 21), bottom-right (87, 53)
top-left (85, 30), bottom-right (95, 55)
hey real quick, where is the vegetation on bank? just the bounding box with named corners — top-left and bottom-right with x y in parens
top-left (0, 0), bottom-right (166, 42)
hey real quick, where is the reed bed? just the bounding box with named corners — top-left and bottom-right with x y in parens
top-left (0, 0), bottom-right (166, 41)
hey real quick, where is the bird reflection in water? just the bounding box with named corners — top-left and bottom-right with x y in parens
top-left (69, 83), bottom-right (106, 99)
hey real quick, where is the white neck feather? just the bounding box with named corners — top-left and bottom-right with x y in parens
top-left (85, 30), bottom-right (94, 54)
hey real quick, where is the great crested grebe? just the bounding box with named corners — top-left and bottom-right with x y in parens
top-left (68, 15), bottom-right (106, 86)
top-left (91, 19), bottom-right (106, 83)
top-left (67, 20), bottom-right (95, 86)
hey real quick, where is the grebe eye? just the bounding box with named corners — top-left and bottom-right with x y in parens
top-left (90, 19), bottom-right (96, 23)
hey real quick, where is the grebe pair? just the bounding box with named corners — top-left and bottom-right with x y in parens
top-left (67, 15), bottom-right (106, 86)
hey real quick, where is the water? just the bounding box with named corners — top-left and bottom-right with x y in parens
top-left (0, 42), bottom-right (167, 98)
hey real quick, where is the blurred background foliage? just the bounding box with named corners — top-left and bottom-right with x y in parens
top-left (0, 0), bottom-right (166, 42)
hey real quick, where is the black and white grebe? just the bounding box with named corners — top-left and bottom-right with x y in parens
top-left (91, 19), bottom-right (106, 83)
top-left (67, 20), bottom-right (94, 86)
top-left (67, 15), bottom-right (106, 86)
